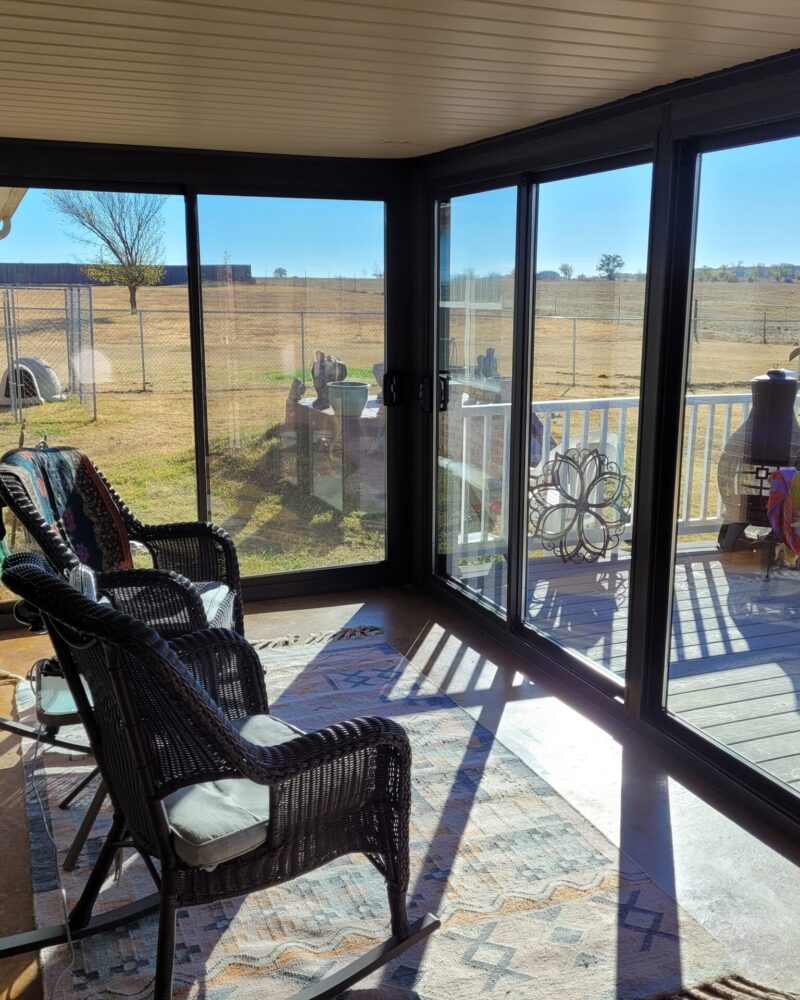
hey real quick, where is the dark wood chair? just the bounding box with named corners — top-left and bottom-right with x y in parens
top-left (1, 552), bottom-right (438, 999)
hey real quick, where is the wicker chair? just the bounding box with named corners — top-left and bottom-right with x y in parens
top-left (0, 444), bottom-right (243, 636)
top-left (2, 552), bottom-right (437, 999)
top-left (0, 444), bottom-right (245, 870)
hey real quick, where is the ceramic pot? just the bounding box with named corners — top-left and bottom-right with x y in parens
top-left (328, 380), bottom-right (369, 417)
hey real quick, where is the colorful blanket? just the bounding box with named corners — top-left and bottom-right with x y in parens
top-left (767, 467), bottom-right (800, 556)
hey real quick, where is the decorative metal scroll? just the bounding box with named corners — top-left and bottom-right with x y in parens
top-left (528, 447), bottom-right (631, 563)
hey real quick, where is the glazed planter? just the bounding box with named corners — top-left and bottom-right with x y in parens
top-left (328, 380), bottom-right (369, 417)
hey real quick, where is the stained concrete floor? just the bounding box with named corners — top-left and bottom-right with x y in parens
top-left (1, 584), bottom-right (800, 996)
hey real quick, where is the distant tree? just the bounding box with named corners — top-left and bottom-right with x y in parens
top-left (558, 263), bottom-right (574, 280)
top-left (772, 263), bottom-right (794, 283)
top-left (597, 253), bottom-right (625, 281)
top-left (48, 190), bottom-right (167, 312)
top-left (716, 263), bottom-right (733, 282)
top-left (273, 266), bottom-right (288, 278)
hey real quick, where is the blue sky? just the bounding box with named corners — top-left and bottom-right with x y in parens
top-left (0, 191), bottom-right (385, 277)
top-left (2, 135), bottom-right (799, 276)
top-left (695, 136), bottom-right (800, 267)
top-left (446, 165), bottom-right (653, 276)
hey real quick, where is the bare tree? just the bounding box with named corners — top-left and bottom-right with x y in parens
top-left (558, 263), bottom-right (573, 280)
top-left (48, 191), bottom-right (167, 312)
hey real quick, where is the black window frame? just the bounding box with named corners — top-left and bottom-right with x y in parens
top-left (3, 49), bottom-right (800, 834)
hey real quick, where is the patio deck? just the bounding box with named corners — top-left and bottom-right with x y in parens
top-left (524, 545), bottom-right (800, 791)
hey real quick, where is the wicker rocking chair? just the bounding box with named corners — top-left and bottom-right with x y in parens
top-left (0, 444), bottom-right (243, 635)
top-left (0, 444), bottom-right (244, 871)
top-left (1, 552), bottom-right (438, 999)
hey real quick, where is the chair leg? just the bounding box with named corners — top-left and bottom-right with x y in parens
top-left (63, 781), bottom-right (107, 872)
top-left (153, 892), bottom-right (177, 1000)
top-left (68, 813), bottom-right (125, 931)
top-left (58, 766), bottom-right (100, 810)
top-left (387, 884), bottom-right (410, 941)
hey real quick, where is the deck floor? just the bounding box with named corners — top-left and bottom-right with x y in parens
top-left (523, 545), bottom-right (800, 790)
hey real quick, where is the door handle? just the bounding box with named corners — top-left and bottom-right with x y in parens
top-left (437, 373), bottom-right (450, 412)
top-left (382, 370), bottom-right (400, 406)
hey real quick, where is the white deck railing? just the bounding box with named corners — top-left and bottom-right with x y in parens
top-left (448, 391), bottom-right (757, 546)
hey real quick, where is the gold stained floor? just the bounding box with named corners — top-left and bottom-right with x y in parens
top-left (2, 584), bottom-right (800, 997)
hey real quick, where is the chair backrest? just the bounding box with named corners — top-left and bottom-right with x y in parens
top-left (2, 552), bottom-right (241, 859)
top-left (0, 446), bottom-right (133, 573)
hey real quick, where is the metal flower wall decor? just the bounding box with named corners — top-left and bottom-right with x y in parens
top-left (528, 447), bottom-right (631, 563)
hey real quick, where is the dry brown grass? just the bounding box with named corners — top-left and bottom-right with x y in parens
top-left (2, 277), bottom-right (797, 579)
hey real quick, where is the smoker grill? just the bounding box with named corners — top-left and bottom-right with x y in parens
top-left (717, 368), bottom-right (800, 551)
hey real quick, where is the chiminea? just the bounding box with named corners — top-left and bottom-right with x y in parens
top-left (717, 368), bottom-right (800, 550)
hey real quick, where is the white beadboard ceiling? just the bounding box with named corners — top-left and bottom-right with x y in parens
top-left (3, 0), bottom-right (800, 158)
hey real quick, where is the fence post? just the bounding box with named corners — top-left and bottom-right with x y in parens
top-left (763, 310), bottom-right (767, 345)
top-left (300, 311), bottom-right (306, 379)
top-left (87, 287), bottom-right (97, 420)
top-left (692, 298), bottom-right (699, 343)
top-left (572, 318), bottom-right (577, 387)
top-left (138, 309), bottom-right (147, 391)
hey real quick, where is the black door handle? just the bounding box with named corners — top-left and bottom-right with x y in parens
top-left (437, 373), bottom-right (450, 412)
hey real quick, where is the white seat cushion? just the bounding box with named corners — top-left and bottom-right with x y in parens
top-left (36, 673), bottom-right (92, 726)
top-left (163, 714), bottom-right (299, 869)
top-left (196, 581), bottom-right (233, 624)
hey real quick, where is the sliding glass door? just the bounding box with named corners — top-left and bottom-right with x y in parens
top-left (435, 186), bottom-right (517, 613)
top-left (197, 196), bottom-right (387, 577)
top-left (429, 140), bottom-right (800, 809)
top-left (524, 164), bottom-right (653, 679)
top-left (665, 136), bottom-right (800, 792)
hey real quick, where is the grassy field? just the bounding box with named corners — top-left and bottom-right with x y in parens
top-left (0, 281), bottom-right (386, 578)
top-left (2, 275), bottom-right (800, 583)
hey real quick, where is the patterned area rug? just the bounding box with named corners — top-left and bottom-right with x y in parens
top-left (649, 977), bottom-right (798, 999)
top-left (17, 637), bottom-right (775, 999)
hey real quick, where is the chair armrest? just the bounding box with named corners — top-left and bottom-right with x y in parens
top-left (258, 716), bottom-right (411, 850)
top-left (161, 713), bottom-right (410, 842)
top-left (130, 521), bottom-right (242, 632)
top-left (97, 567), bottom-right (210, 639)
top-left (154, 712), bottom-right (409, 808)
top-left (168, 629), bottom-right (269, 719)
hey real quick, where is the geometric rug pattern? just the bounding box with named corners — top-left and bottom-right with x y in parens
top-left (19, 638), bottom-right (741, 999)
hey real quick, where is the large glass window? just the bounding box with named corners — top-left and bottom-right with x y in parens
top-left (666, 137), bottom-right (800, 789)
top-left (197, 196), bottom-right (386, 576)
top-left (435, 187), bottom-right (517, 613)
top-left (0, 188), bottom-right (196, 574)
top-left (524, 164), bottom-right (653, 678)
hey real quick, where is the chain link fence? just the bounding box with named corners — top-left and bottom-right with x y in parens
top-left (1, 285), bottom-right (97, 419)
top-left (81, 306), bottom-right (383, 402)
top-left (1, 285), bottom-right (385, 423)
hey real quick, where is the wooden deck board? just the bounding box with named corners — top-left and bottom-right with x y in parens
top-left (522, 546), bottom-right (800, 792)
